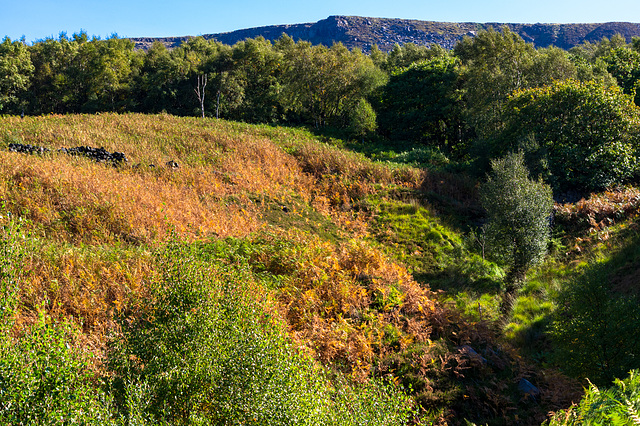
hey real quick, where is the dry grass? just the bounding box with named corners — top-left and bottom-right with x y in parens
top-left (555, 186), bottom-right (640, 232)
top-left (0, 113), bottom-right (426, 361)
top-left (247, 231), bottom-right (447, 381)
top-left (0, 113), bottom-right (585, 423)
top-left (0, 153), bottom-right (262, 243)
top-left (0, 114), bottom-right (324, 244)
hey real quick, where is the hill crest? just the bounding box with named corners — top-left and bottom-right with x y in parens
top-left (130, 15), bottom-right (640, 51)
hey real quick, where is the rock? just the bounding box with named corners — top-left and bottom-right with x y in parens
top-left (9, 143), bottom-right (50, 155)
top-left (65, 146), bottom-right (128, 165)
top-left (459, 345), bottom-right (488, 364)
top-left (8, 143), bottom-right (127, 165)
top-left (356, 274), bottom-right (373, 286)
top-left (518, 378), bottom-right (540, 400)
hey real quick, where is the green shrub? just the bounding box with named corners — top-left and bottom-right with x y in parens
top-left (480, 152), bottom-right (553, 304)
top-left (546, 369), bottom-right (640, 425)
top-left (348, 98), bottom-right (378, 137)
top-left (0, 213), bottom-right (23, 325)
top-left (109, 238), bottom-right (413, 425)
top-left (0, 312), bottom-right (118, 425)
top-left (0, 213), bottom-right (118, 425)
top-left (495, 80), bottom-right (640, 192)
top-left (551, 265), bottom-right (640, 386)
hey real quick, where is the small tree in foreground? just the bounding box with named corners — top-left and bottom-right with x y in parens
top-left (480, 152), bottom-right (553, 312)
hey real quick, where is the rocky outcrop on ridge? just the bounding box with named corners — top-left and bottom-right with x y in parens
top-left (129, 15), bottom-right (640, 52)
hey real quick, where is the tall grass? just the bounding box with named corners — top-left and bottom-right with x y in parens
top-left (0, 113), bottom-right (598, 424)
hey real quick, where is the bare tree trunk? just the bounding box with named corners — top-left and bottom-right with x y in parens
top-left (216, 90), bottom-right (220, 119)
top-left (194, 74), bottom-right (207, 118)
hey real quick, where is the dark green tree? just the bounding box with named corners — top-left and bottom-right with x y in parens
top-left (374, 53), bottom-right (463, 151)
top-left (0, 37), bottom-right (33, 114)
top-left (134, 41), bottom-right (190, 114)
top-left (28, 33), bottom-right (80, 114)
top-left (479, 152), bottom-right (553, 312)
top-left (227, 37), bottom-right (284, 123)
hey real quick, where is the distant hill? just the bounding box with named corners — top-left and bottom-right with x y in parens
top-left (129, 15), bottom-right (640, 52)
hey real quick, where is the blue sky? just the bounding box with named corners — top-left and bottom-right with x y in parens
top-left (3, 0), bottom-right (640, 43)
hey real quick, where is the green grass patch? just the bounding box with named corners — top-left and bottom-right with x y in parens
top-left (369, 198), bottom-right (503, 293)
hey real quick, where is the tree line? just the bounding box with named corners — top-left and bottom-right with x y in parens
top-left (2, 28), bottom-right (640, 192)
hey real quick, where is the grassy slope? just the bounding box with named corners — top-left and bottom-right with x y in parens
top-left (0, 113), bottom-right (609, 425)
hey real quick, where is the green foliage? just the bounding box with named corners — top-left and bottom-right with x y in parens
top-left (281, 42), bottom-right (386, 128)
top-left (390, 146), bottom-right (451, 169)
top-left (497, 79), bottom-right (640, 192)
top-left (0, 36), bottom-right (33, 113)
top-left (348, 98), bottom-right (378, 137)
top-left (0, 312), bottom-right (118, 425)
top-left (603, 47), bottom-right (640, 105)
top-left (546, 370), bottom-right (640, 425)
top-left (503, 295), bottom-right (554, 348)
top-left (479, 152), bottom-right (553, 292)
top-left (0, 214), bottom-right (24, 324)
top-left (456, 27), bottom-right (582, 145)
top-left (370, 198), bottom-right (503, 293)
top-left (455, 27), bottom-right (538, 139)
top-left (109, 239), bottom-right (413, 425)
top-left (529, 46), bottom-right (578, 86)
top-left (374, 54), bottom-right (463, 151)
top-left (28, 33), bottom-right (82, 114)
top-left (551, 265), bottom-right (640, 386)
top-left (0, 214), bottom-right (117, 425)
top-left (383, 43), bottom-right (448, 73)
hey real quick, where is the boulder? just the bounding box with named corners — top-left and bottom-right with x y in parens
top-left (518, 378), bottom-right (540, 401)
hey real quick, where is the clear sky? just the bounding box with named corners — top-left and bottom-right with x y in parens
top-left (3, 0), bottom-right (640, 44)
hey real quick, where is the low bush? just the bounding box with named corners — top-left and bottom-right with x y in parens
top-left (546, 369), bottom-right (640, 425)
top-left (0, 313), bottom-right (117, 426)
top-left (108, 238), bottom-right (414, 425)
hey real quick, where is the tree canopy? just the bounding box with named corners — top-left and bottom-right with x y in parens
top-left (496, 80), bottom-right (640, 192)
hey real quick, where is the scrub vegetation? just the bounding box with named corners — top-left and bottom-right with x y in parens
top-left (1, 26), bottom-right (640, 425)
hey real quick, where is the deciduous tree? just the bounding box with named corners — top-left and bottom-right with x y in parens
top-left (479, 152), bottom-right (553, 312)
top-left (374, 53), bottom-right (463, 151)
top-left (496, 79), bottom-right (640, 192)
top-left (0, 37), bottom-right (33, 113)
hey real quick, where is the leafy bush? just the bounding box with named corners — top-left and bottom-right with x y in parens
top-left (551, 265), bottom-right (640, 386)
top-left (348, 98), bottom-right (378, 137)
top-left (0, 313), bottom-right (118, 426)
top-left (374, 55), bottom-right (462, 150)
top-left (495, 80), bottom-right (640, 192)
top-left (479, 152), bottom-right (553, 301)
top-left (0, 213), bottom-right (23, 324)
top-left (109, 238), bottom-right (413, 425)
top-left (0, 215), bottom-right (116, 425)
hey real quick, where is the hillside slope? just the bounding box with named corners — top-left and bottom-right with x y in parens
top-left (130, 15), bottom-right (640, 51)
top-left (0, 113), bottom-right (586, 425)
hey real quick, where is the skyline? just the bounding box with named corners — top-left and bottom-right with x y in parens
top-left (3, 0), bottom-right (640, 44)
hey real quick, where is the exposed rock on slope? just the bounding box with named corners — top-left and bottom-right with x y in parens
top-left (130, 15), bottom-right (640, 52)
